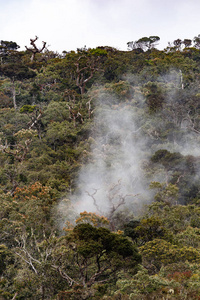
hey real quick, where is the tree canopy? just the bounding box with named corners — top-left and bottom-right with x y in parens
top-left (1, 35), bottom-right (200, 299)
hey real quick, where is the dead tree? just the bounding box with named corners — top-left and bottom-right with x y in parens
top-left (86, 180), bottom-right (138, 231)
top-left (25, 36), bottom-right (46, 61)
top-left (28, 112), bottom-right (42, 129)
top-left (86, 97), bottom-right (94, 119)
top-left (28, 110), bottom-right (43, 139)
top-left (85, 189), bottom-right (104, 215)
top-left (10, 79), bottom-right (21, 110)
top-left (181, 110), bottom-right (200, 135)
top-left (106, 180), bottom-right (137, 230)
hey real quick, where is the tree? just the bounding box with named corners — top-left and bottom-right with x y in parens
top-left (75, 55), bottom-right (100, 95)
top-left (143, 81), bottom-right (164, 113)
top-left (20, 105), bottom-right (43, 138)
top-left (5, 222), bottom-right (141, 298)
top-left (150, 182), bottom-right (179, 206)
top-left (140, 238), bottom-right (200, 273)
top-left (0, 40), bottom-right (20, 52)
top-left (127, 36), bottom-right (160, 51)
top-left (75, 211), bottom-right (109, 228)
top-left (0, 40), bottom-right (20, 63)
top-left (0, 40), bottom-right (20, 69)
top-left (173, 39), bottom-right (182, 51)
top-left (193, 34), bottom-right (200, 49)
top-left (125, 216), bottom-right (171, 246)
top-left (127, 41), bottom-right (141, 51)
top-left (62, 223), bottom-right (141, 287)
top-left (0, 52), bottom-right (36, 109)
top-left (85, 180), bottom-right (137, 231)
top-left (65, 91), bottom-right (84, 127)
top-left (183, 39), bottom-right (192, 48)
top-left (25, 36), bottom-right (47, 61)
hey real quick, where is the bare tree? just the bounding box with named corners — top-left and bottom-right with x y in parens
top-left (10, 79), bottom-right (21, 110)
top-left (25, 36), bottom-right (47, 61)
top-left (86, 97), bottom-right (94, 119)
top-left (86, 180), bottom-right (138, 230)
top-left (181, 109), bottom-right (200, 134)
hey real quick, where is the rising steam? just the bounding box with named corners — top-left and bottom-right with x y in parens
top-left (59, 92), bottom-right (153, 227)
top-left (58, 71), bottom-right (200, 228)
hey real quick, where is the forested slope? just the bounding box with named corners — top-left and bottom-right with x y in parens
top-left (1, 36), bottom-right (200, 299)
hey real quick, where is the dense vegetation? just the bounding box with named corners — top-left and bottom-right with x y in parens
top-left (1, 35), bottom-right (200, 299)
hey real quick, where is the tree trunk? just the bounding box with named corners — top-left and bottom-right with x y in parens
top-left (11, 79), bottom-right (17, 110)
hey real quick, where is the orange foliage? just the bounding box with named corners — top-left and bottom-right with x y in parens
top-left (13, 182), bottom-right (52, 201)
top-left (64, 221), bottom-right (74, 232)
top-left (167, 270), bottom-right (193, 283)
top-left (75, 211), bottom-right (109, 227)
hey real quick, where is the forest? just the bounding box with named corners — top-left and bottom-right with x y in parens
top-left (1, 35), bottom-right (200, 299)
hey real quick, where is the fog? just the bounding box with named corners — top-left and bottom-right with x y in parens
top-left (57, 91), bottom-right (153, 227)
top-left (58, 71), bottom-right (200, 227)
top-left (73, 105), bottom-right (149, 215)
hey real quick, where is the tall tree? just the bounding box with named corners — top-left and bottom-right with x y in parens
top-left (0, 52), bottom-right (36, 109)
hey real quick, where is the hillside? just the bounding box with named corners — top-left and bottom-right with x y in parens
top-left (1, 36), bottom-right (200, 299)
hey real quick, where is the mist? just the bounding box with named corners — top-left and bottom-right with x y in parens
top-left (58, 70), bottom-right (200, 228)
top-left (77, 110), bottom-right (143, 206)
top-left (156, 69), bottom-right (200, 157)
top-left (57, 90), bottom-right (156, 229)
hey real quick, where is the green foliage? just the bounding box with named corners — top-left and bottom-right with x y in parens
top-left (140, 238), bottom-right (200, 272)
top-left (143, 81), bottom-right (165, 112)
top-left (0, 50), bottom-right (36, 81)
top-left (134, 216), bottom-right (172, 245)
top-left (150, 182), bottom-right (179, 205)
top-left (1, 35), bottom-right (200, 298)
top-left (151, 149), bottom-right (183, 170)
top-left (0, 40), bottom-right (20, 52)
top-left (20, 104), bottom-right (36, 113)
top-left (89, 47), bottom-right (108, 57)
top-left (72, 223), bottom-right (141, 260)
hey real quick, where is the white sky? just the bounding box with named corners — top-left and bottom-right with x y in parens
top-left (0, 0), bottom-right (200, 53)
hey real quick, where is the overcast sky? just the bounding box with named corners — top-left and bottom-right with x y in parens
top-left (1, 0), bottom-right (200, 53)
